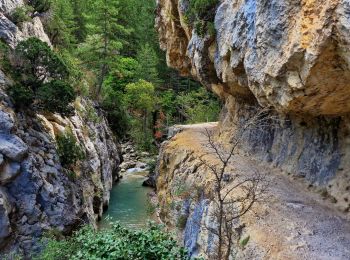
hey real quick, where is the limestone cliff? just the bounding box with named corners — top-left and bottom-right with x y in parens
top-left (156, 0), bottom-right (350, 259)
top-left (156, 0), bottom-right (350, 214)
top-left (0, 0), bottom-right (121, 254)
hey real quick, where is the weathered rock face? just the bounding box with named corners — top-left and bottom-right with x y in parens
top-left (0, 86), bottom-right (121, 254)
top-left (0, 0), bottom-right (50, 48)
top-left (156, 0), bottom-right (350, 259)
top-left (0, 1), bottom-right (121, 254)
top-left (156, 126), bottom-right (350, 259)
top-left (157, 0), bottom-right (350, 116)
top-left (156, 0), bottom-right (350, 211)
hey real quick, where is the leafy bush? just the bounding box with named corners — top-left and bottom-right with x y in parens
top-left (56, 130), bottom-right (85, 167)
top-left (176, 88), bottom-right (221, 124)
top-left (7, 84), bottom-right (35, 108)
top-left (37, 80), bottom-right (76, 115)
top-left (10, 5), bottom-right (33, 26)
top-left (36, 223), bottom-right (190, 260)
top-left (29, 0), bottom-right (52, 13)
top-left (6, 38), bottom-right (77, 116)
top-left (185, 0), bottom-right (218, 36)
top-left (15, 37), bottom-right (69, 88)
top-left (176, 215), bottom-right (188, 230)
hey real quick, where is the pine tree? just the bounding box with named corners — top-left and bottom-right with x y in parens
top-left (78, 0), bottom-right (129, 96)
top-left (135, 44), bottom-right (162, 86)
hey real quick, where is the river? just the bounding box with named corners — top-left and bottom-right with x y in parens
top-left (99, 167), bottom-right (153, 229)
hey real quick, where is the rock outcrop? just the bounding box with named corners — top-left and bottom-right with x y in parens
top-left (0, 87), bottom-right (121, 255)
top-left (156, 0), bottom-right (350, 214)
top-left (156, 0), bottom-right (350, 259)
top-left (0, 0), bottom-right (121, 255)
top-left (157, 0), bottom-right (350, 115)
top-left (156, 125), bottom-right (350, 259)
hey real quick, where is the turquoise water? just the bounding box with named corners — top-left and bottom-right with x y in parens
top-left (99, 169), bottom-right (153, 229)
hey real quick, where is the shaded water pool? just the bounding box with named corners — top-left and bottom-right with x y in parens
top-left (99, 168), bottom-right (153, 229)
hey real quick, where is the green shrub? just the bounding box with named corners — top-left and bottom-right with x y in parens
top-left (10, 5), bottom-right (33, 26)
top-left (185, 0), bottom-right (218, 36)
top-left (36, 223), bottom-right (190, 260)
top-left (7, 84), bottom-right (35, 108)
top-left (56, 130), bottom-right (85, 168)
top-left (15, 37), bottom-right (69, 88)
top-left (176, 215), bottom-right (188, 230)
top-left (29, 0), bottom-right (52, 13)
top-left (37, 80), bottom-right (76, 115)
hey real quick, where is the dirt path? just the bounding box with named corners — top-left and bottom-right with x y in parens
top-left (170, 123), bottom-right (350, 259)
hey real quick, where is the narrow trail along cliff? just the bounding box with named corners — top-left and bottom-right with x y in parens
top-left (157, 124), bottom-right (350, 259)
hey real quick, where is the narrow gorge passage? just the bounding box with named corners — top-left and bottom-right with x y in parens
top-left (99, 167), bottom-right (153, 229)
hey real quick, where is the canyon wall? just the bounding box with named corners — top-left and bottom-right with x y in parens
top-left (0, 0), bottom-right (120, 255)
top-left (156, 0), bottom-right (350, 211)
top-left (156, 0), bottom-right (350, 259)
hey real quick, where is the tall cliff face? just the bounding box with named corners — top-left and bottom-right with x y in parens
top-left (157, 0), bottom-right (350, 115)
top-left (156, 0), bottom-right (350, 259)
top-left (0, 0), bottom-right (121, 254)
top-left (156, 0), bottom-right (350, 210)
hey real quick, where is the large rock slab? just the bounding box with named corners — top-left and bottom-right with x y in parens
top-left (0, 134), bottom-right (28, 161)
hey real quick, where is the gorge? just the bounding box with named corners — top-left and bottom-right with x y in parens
top-left (153, 0), bottom-right (350, 259)
top-left (1, 0), bottom-right (350, 259)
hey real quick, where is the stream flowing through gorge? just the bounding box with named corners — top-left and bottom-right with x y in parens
top-left (99, 167), bottom-right (153, 229)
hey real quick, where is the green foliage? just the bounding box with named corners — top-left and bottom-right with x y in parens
top-left (44, 0), bottom-right (76, 47)
top-left (240, 235), bottom-right (250, 248)
top-left (56, 129), bottom-right (85, 167)
top-left (101, 82), bottom-right (129, 137)
top-left (37, 80), bottom-right (76, 115)
top-left (185, 0), bottom-right (218, 36)
top-left (125, 80), bottom-right (156, 113)
top-left (6, 38), bottom-right (77, 115)
top-left (177, 88), bottom-right (221, 123)
top-left (10, 5), bottom-right (33, 26)
top-left (135, 44), bottom-right (162, 86)
top-left (15, 37), bottom-right (69, 88)
top-left (30, 0), bottom-right (52, 13)
top-left (7, 84), bottom-right (34, 108)
top-left (0, 41), bottom-right (11, 73)
top-left (36, 223), bottom-right (190, 260)
top-left (176, 215), bottom-right (188, 230)
top-left (127, 117), bottom-right (154, 151)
